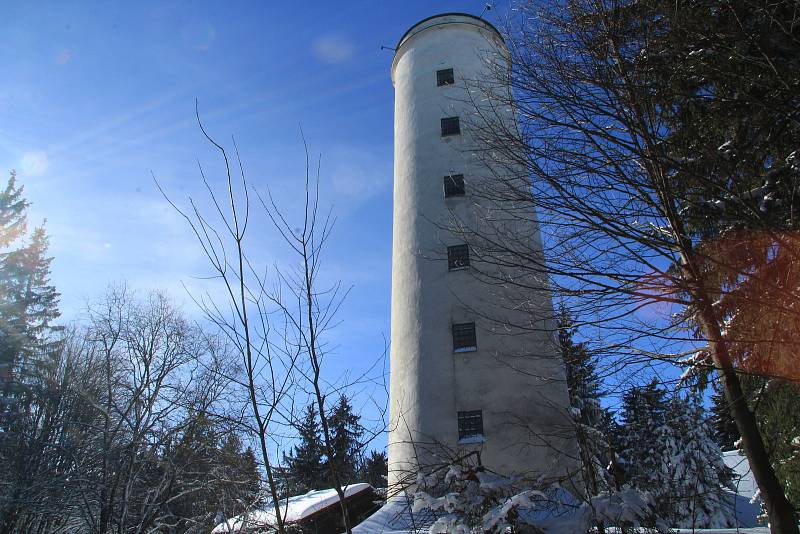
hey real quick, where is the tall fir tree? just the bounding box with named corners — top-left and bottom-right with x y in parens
top-left (165, 413), bottom-right (262, 531)
top-left (620, 381), bottom-right (738, 527)
top-left (326, 395), bottom-right (365, 486)
top-left (665, 395), bottom-right (735, 528)
top-left (618, 380), bottom-right (675, 520)
top-left (557, 307), bottom-right (614, 503)
top-left (710, 384), bottom-right (740, 452)
top-left (0, 171), bottom-right (27, 248)
top-left (359, 450), bottom-right (388, 489)
top-left (283, 404), bottom-right (325, 494)
top-left (219, 434), bottom-right (261, 507)
top-left (576, 1), bottom-right (800, 528)
top-left (0, 172), bottom-right (61, 414)
top-left (0, 171), bottom-right (62, 532)
top-left (0, 171), bottom-right (30, 402)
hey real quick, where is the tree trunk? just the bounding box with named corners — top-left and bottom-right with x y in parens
top-left (697, 307), bottom-right (798, 534)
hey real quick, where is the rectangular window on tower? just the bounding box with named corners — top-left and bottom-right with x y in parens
top-left (441, 117), bottom-right (461, 137)
top-left (452, 322), bottom-right (477, 352)
top-left (437, 68), bottom-right (454, 86)
top-left (443, 174), bottom-right (465, 197)
top-left (447, 244), bottom-right (470, 270)
top-left (458, 410), bottom-right (484, 441)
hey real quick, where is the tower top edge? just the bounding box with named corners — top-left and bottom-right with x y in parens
top-left (394, 13), bottom-right (503, 52)
top-left (391, 13), bottom-right (506, 83)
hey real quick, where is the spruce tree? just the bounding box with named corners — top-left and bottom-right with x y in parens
top-left (0, 172), bottom-right (27, 247)
top-left (220, 435), bottom-right (261, 506)
top-left (326, 395), bottom-right (364, 486)
top-left (618, 380), bottom-right (674, 519)
top-left (625, 3), bottom-right (799, 527)
top-left (359, 450), bottom-right (388, 489)
top-left (666, 395), bottom-right (735, 528)
top-left (710, 385), bottom-right (740, 452)
top-left (558, 307), bottom-right (613, 501)
top-left (0, 171), bottom-right (30, 404)
top-left (167, 414), bottom-right (262, 530)
top-left (0, 172), bottom-right (62, 533)
top-left (283, 404), bottom-right (325, 494)
top-left (620, 383), bottom-right (738, 527)
top-left (0, 180), bottom-right (61, 414)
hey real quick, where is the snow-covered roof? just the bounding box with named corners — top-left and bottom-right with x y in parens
top-left (212, 483), bottom-right (373, 533)
top-left (351, 495), bottom-right (435, 534)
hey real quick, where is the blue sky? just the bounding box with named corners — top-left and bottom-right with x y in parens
top-left (0, 1), bottom-right (510, 443)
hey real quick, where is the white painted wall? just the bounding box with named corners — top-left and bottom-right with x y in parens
top-left (387, 14), bottom-right (578, 487)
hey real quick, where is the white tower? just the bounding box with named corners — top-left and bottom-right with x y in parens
top-left (387, 13), bottom-right (577, 488)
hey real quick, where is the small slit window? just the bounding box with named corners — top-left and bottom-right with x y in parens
top-left (444, 174), bottom-right (465, 197)
top-left (458, 410), bottom-right (484, 440)
top-left (452, 322), bottom-right (477, 352)
top-left (437, 68), bottom-right (454, 86)
top-left (441, 117), bottom-right (460, 137)
top-left (447, 244), bottom-right (470, 270)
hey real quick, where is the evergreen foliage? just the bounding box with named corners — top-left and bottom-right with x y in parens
top-left (283, 397), bottom-right (382, 496)
top-left (739, 376), bottom-right (800, 510)
top-left (630, 0), bottom-right (800, 377)
top-left (167, 413), bottom-right (262, 531)
top-left (632, 2), bottom-right (800, 523)
top-left (0, 172), bottom-right (61, 415)
top-left (664, 395), bottom-right (735, 528)
top-left (754, 380), bottom-right (800, 510)
top-left (618, 380), bottom-right (673, 518)
top-left (0, 172), bottom-right (64, 533)
top-left (478, 0), bottom-right (799, 526)
top-left (359, 450), bottom-right (388, 489)
top-left (619, 381), bottom-right (736, 528)
top-left (283, 404), bottom-right (326, 494)
top-left (557, 307), bottom-right (614, 499)
top-left (0, 171), bottom-right (27, 248)
top-left (326, 395), bottom-right (365, 486)
top-left (710, 384), bottom-right (740, 452)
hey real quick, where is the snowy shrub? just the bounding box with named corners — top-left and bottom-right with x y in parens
top-left (411, 459), bottom-right (664, 533)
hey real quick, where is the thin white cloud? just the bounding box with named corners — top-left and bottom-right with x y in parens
top-left (313, 34), bottom-right (355, 64)
top-left (55, 48), bottom-right (71, 65)
top-left (326, 146), bottom-right (391, 203)
top-left (181, 20), bottom-right (216, 51)
top-left (20, 150), bottom-right (49, 176)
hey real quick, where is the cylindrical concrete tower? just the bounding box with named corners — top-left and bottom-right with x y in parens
top-left (387, 13), bottom-right (577, 488)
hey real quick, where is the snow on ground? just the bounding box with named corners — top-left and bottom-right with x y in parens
top-left (212, 483), bottom-right (372, 533)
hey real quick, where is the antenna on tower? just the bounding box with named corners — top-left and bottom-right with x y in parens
top-left (479, 2), bottom-right (493, 19)
top-left (380, 45), bottom-right (397, 52)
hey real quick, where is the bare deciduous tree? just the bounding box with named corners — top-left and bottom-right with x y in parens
top-left (447, 1), bottom-right (798, 531)
top-left (69, 286), bottom-right (237, 534)
top-left (160, 109), bottom-right (386, 533)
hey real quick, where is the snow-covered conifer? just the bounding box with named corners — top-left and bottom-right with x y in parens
top-left (558, 307), bottom-right (614, 502)
top-left (620, 382), bottom-right (736, 528)
top-left (618, 380), bottom-right (672, 512)
top-left (665, 395), bottom-right (735, 528)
